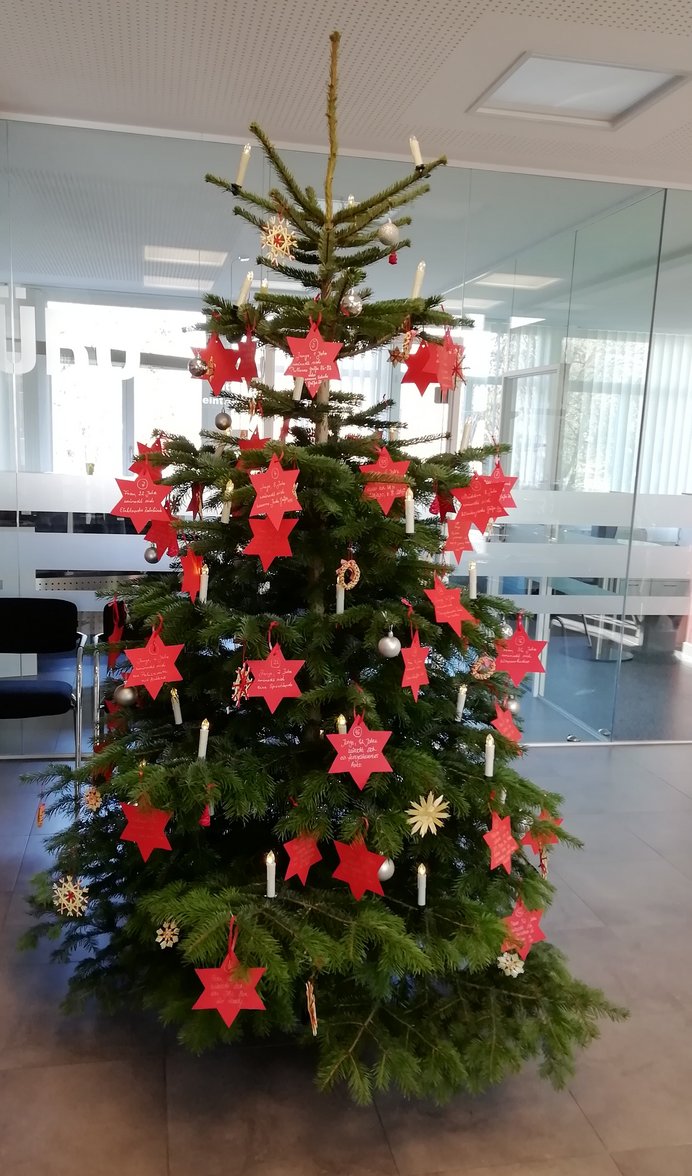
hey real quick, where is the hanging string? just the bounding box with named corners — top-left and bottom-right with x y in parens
top-left (401, 598), bottom-right (415, 641)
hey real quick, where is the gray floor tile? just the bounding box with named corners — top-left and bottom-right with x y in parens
top-left (376, 1073), bottom-right (606, 1174)
top-left (622, 809), bottom-right (692, 879)
top-left (420, 1160), bottom-right (623, 1176)
top-left (569, 1008), bottom-right (692, 1152)
top-left (549, 856), bottom-right (692, 926)
top-left (611, 1144), bottom-right (692, 1175)
top-left (166, 1045), bottom-right (397, 1176)
top-left (0, 1057), bottom-right (168, 1175)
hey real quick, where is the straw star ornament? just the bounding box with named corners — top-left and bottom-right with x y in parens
top-left (406, 792), bottom-right (450, 836)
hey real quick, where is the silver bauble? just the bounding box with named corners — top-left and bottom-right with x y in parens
top-left (188, 356), bottom-right (208, 378)
top-left (500, 621), bottom-right (513, 639)
top-left (214, 411), bottom-right (232, 430)
top-left (377, 857), bottom-right (396, 882)
top-left (378, 629), bottom-right (401, 658)
top-left (144, 545), bottom-right (160, 564)
top-left (340, 289), bottom-right (363, 317)
top-left (506, 697), bottom-right (520, 715)
top-left (377, 220), bottom-right (400, 248)
top-left (515, 817), bottom-right (531, 838)
top-left (113, 684), bottom-right (137, 706)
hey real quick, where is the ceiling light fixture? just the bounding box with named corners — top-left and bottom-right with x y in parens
top-left (470, 54), bottom-right (686, 129)
top-left (143, 275), bottom-right (216, 292)
top-left (473, 273), bottom-right (559, 290)
top-left (144, 246), bottom-right (228, 267)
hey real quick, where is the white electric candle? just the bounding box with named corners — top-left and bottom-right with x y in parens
top-left (199, 564), bottom-right (209, 604)
top-left (198, 718), bottom-right (210, 760)
top-left (469, 561), bottom-right (477, 600)
top-left (336, 713), bottom-right (348, 735)
top-left (409, 135), bottom-right (424, 168)
top-left (293, 377), bottom-right (304, 401)
top-left (455, 684), bottom-right (467, 721)
top-left (346, 193), bottom-right (356, 207)
top-left (220, 480), bottom-right (233, 524)
top-left (237, 270), bottom-right (253, 305)
top-left (460, 418), bottom-right (474, 450)
top-left (235, 143), bottom-right (251, 187)
top-left (260, 277), bottom-right (269, 290)
top-left (485, 733), bottom-right (495, 778)
top-left (417, 863), bottom-right (427, 907)
top-left (410, 261), bottom-right (426, 300)
top-left (266, 851), bottom-right (276, 898)
top-left (336, 583), bottom-right (345, 615)
top-left (170, 688), bottom-right (182, 726)
top-left (405, 487), bottom-right (415, 534)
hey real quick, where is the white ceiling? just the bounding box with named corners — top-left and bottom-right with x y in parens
top-left (2, 0), bottom-right (692, 187)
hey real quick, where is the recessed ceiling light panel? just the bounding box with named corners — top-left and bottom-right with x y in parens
top-left (144, 246), bottom-right (228, 266)
top-left (470, 54), bottom-right (687, 128)
top-left (143, 275), bottom-right (215, 292)
top-left (474, 272), bottom-right (559, 290)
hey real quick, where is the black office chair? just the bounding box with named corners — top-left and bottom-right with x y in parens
top-left (0, 598), bottom-right (87, 766)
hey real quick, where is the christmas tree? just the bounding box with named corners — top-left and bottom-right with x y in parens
top-left (25, 33), bottom-right (622, 1103)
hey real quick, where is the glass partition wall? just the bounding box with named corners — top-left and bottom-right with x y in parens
top-left (1, 116), bottom-right (690, 749)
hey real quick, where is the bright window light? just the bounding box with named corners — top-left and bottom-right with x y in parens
top-left (510, 316), bottom-right (545, 328)
top-left (144, 246), bottom-right (228, 266)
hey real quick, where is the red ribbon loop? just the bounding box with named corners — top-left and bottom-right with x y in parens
top-left (267, 620), bottom-right (279, 648)
top-left (227, 915), bottom-right (239, 958)
top-left (152, 614), bottom-right (164, 636)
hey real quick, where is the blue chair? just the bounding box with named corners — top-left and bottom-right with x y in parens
top-left (0, 598), bottom-right (87, 766)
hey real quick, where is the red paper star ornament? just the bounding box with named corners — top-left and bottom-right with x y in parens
top-left (491, 702), bottom-right (522, 744)
top-left (483, 811), bottom-right (518, 873)
top-left (250, 453), bottom-right (301, 529)
top-left (502, 897), bottom-right (546, 960)
top-left (236, 428), bottom-right (264, 472)
top-left (193, 955), bottom-right (266, 1028)
top-left (436, 329), bottom-right (463, 394)
top-left (521, 809), bottom-right (563, 855)
top-left (361, 447), bottom-right (410, 515)
top-left (430, 484), bottom-right (455, 521)
top-left (129, 438), bottom-right (164, 480)
top-left (451, 472), bottom-right (508, 533)
top-left (401, 631), bottom-right (430, 701)
top-left (333, 839), bottom-right (387, 901)
top-left (402, 340), bottom-right (436, 395)
top-left (444, 512), bottom-right (474, 562)
top-left (192, 334), bottom-right (240, 396)
top-left (145, 511), bottom-right (179, 559)
top-left (327, 714), bottom-right (392, 790)
top-left (286, 319), bottom-right (342, 397)
top-left (424, 574), bottom-right (475, 637)
top-left (243, 516), bottom-right (298, 571)
top-left (111, 470), bottom-right (170, 533)
top-left (120, 801), bottom-right (172, 862)
top-left (284, 834), bottom-right (322, 885)
top-left (180, 549), bottom-right (204, 603)
top-left (495, 616), bottom-right (546, 686)
top-left (235, 334), bottom-right (258, 385)
top-left (125, 629), bottom-right (183, 699)
top-left (490, 459), bottom-right (517, 512)
top-left (246, 641), bottom-right (304, 713)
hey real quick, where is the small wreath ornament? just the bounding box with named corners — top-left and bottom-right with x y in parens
top-left (336, 558), bottom-right (360, 591)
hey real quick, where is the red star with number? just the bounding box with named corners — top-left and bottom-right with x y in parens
top-left (111, 470), bottom-right (170, 533)
top-left (243, 516), bottom-right (298, 570)
top-left (444, 512), bottom-right (474, 562)
top-left (246, 641), bottom-right (304, 713)
top-left (490, 459), bottom-right (517, 512)
top-left (424, 574), bottom-right (475, 637)
top-left (120, 801), bottom-right (172, 862)
top-left (327, 714), bottom-right (392, 790)
top-left (401, 631), bottom-right (430, 701)
top-left (129, 438), bottom-right (164, 481)
top-left (180, 549), bottom-right (204, 602)
top-left (145, 511), bottom-right (179, 559)
top-left (284, 834), bottom-right (322, 885)
top-left (235, 334), bottom-right (258, 385)
top-left (125, 630), bottom-right (183, 699)
top-left (286, 320), bottom-right (343, 397)
top-left (193, 953), bottom-right (266, 1027)
top-left (361, 447), bottom-right (410, 515)
top-left (192, 334), bottom-right (240, 396)
top-left (521, 809), bottom-right (563, 855)
top-left (495, 616), bottom-right (546, 686)
top-left (333, 839), bottom-right (387, 901)
top-left (483, 812), bottom-right (518, 873)
top-left (451, 472), bottom-right (508, 532)
top-left (491, 702), bottom-right (522, 744)
top-left (249, 453), bottom-right (301, 528)
top-left (402, 340), bottom-right (436, 395)
top-left (502, 897), bottom-right (546, 960)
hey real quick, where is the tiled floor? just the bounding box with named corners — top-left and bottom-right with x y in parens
top-left (2, 746), bottom-right (692, 1175)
